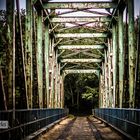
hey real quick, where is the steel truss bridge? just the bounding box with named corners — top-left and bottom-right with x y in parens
top-left (0, 0), bottom-right (140, 139)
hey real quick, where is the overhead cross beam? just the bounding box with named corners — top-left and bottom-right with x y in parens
top-left (58, 45), bottom-right (105, 50)
top-left (51, 17), bottom-right (111, 23)
top-left (63, 69), bottom-right (100, 77)
top-left (64, 69), bottom-right (99, 74)
top-left (42, 1), bottom-right (117, 9)
top-left (61, 59), bottom-right (102, 63)
top-left (56, 33), bottom-right (108, 38)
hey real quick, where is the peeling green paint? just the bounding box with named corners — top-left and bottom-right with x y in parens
top-left (112, 24), bottom-right (118, 108)
top-left (44, 23), bottom-right (50, 108)
top-left (25, 0), bottom-right (33, 108)
top-left (118, 9), bottom-right (124, 108)
top-left (58, 45), bottom-right (105, 50)
top-left (51, 17), bottom-right (111, 23)
top-left (128, 0), bottom-right (135, 108)
top-left (56, 33), bottom-right (108, 38)
top-left (43, 2), bottom-right (117, 9)
top-left (36, 10), bottom-right (43, 108)
top-left (61, 59), bottom-right (102, 63)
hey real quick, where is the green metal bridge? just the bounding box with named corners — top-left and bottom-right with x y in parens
top-left (0, 0), bottom-right (140, 139)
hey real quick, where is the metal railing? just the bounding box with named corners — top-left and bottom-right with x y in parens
top-left (0, 108), bottom-right (68, 140)
top-left (93, 108), bottom-right (140, 140)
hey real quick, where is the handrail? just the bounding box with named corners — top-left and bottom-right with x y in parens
top-left (93, 108), bottom-right (140, 140)
top-left (0, 108), bottom-right (68, 140)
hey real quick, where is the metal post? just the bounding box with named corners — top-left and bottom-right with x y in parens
top-left (60, 75), bottom-right (64, 108)
top-left (58, 63), bottom-right (61, 107)
top-left (49, 37), bottom-right (55, 108)
top-left (112, 24), bottom-right (118, 107)
top-left (52, 39), bottom-right (55, 108)
top-left (102, 62), bottom-right (106, 107)
top-left (128, 0), bottom-right (135, 108)
top-left (37, 10), bottom-right (43, 108)
top-left (99, 74), bottom-right (103, 108)
top-left (100, 63), bottom-right (104, 107)
top-left (134, 17), bottom-right (140, 108)
top-left (55, 51), bottom-right (59, 108)
top-left (104, 49), bottom-right (108, 107)
top-left (53, 51), bottom-right (57, 108)
top-left (44, 22), bottom-right (50, 108)
top-left (25, 0), bottom-right (33, 108)
top-left (108, 38), bottom-right (113, 107)
top-left (118, 9), bottom-right (124, 108)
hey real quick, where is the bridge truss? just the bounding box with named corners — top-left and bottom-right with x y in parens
top-left (1, 0), bottom-right (140, 113)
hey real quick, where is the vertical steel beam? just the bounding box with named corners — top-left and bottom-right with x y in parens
top-left (104, 49), bottom-right (108, 107)
top-left (112, 24), bottom-right (118, 107)
top-left (108, 39), bottom-right (113, 107)
top-left (107, 50), bottom-right (110, 107)
top-left (60, 77), bottom-right (62, 108)
top-left (99, 74), bottom-right (102, 107)
top-left (36, 11), bottom-right (43, 108)
top-left (55, 51), bottom-right (59, 108)
top-left (49, 70), bottom-right (52, 108)
top-left (100, 64), bottom-right (103, 108)
top-left (44, 23), bottom-right (50, 108)
top-left (100, 62), bottom-right (105, 107)
top-left (51, 39), bottom-right (55, 108)
top-left (118, 9), bottom-right (124, 108)
top-left (25, 0), bottom-right (33, 108)
top-left (61, 76), bottom-right (65, 108)
top-left (6, 0), bottom-right (15, 110)
top-left (128, 0), bottom-right (135, 108)
top-left (49, 37), bottom-right (55, 108)
top-left (58, 63), bottom-right (61, 107)
top-left (53, 52), bottom-right (57, 108)
top-left (102, 63), bottom-right (106, 107)
top-left (134, 17), bottom-right (140, 108)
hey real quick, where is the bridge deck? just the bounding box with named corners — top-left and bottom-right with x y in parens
top-left (38, 116), bottom-right (124, 140)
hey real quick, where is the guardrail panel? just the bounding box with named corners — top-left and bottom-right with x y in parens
top-left (0, 108), bottom-right (68, 140)
top-left (93, 108), bottom-right (140, 140)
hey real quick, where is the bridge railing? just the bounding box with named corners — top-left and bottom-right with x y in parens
top-left (0, 108), bottom-right (68, 140)
top-left (93, 108), bottom-right (140, 140)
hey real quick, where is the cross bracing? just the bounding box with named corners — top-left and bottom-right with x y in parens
top-left (33, 0), bottom-right (139, 109)
top-left (1, 0), bottom-right (139, 112)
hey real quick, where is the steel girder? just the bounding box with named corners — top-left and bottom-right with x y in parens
top-left (58, 45), bottom-right (105, 50)
top-left (64, 69), bottom-right (100, 77)
top-left (42, 1), bottom-right (117, 9)
top-left (51, 17), bottom-right (111, 23)
top-left (56, 33), bottom-right (108, 38)
top-left (61, 59), bottom-right (102, 63)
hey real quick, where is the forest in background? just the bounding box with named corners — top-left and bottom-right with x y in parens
top-left (64, 73), bottom-right (99, 114)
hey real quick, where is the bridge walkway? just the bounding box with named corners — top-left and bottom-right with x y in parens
top-left (38, 116), bottom-right (124, 140)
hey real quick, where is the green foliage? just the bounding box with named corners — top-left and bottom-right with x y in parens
top-left (82, 86), bottom-right (98, 100)
top-left (64, 73), bottom-right (99, 109)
